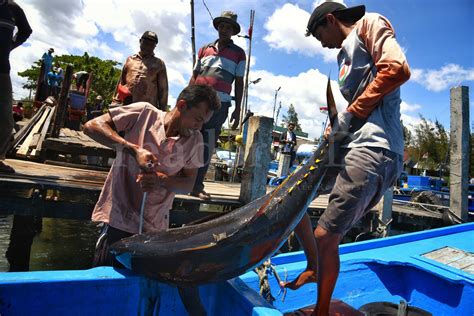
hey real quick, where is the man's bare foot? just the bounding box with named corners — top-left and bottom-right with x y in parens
top-left (280, 270), bottom-right (317, 290)
top-left (190, 190), bottom-right (211, 200)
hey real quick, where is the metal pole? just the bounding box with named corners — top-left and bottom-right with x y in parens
top-left (138, 160), bottom-right (154, 234)
top-left (190, 0), bottom-right (196, 69)
top-left (138, 192), bottom-right (147, 234)
top-left (275, 101), bottom-right (281, 126)
top-left (272, 87), bottom-right (281, 123)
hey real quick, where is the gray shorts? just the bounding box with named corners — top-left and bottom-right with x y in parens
top-left (318, 146), bottom-right (403, 236)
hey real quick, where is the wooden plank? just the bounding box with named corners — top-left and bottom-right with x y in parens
top-left (28, 133), bottom-right (41, 149)
top-left (42, 137), bottom-right (116, 158)
top-left (16, 107), bottom-right (51, 157)
top-left (9, 104), bottom-right (47, 154)
top-left (61, 128), bottom-right (75, 137)
top-left (31, 106), bottom-right (55, 156)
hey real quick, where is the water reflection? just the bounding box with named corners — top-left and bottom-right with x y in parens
top-left (0, 215), bottom-right (100, 271)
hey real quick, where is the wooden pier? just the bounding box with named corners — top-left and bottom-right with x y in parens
top-left (0, 158), bottom-right (447, 233)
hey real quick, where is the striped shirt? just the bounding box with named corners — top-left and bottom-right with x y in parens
top-left (193, 40), bottom-right (246, 102)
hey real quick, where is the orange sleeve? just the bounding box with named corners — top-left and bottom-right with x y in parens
top-left (347, 14), bottom-right (411, 119)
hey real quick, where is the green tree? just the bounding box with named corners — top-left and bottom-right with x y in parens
top-left (401, 119), bottom-right (412, 147)
top-left (410, 116), bottom-right (449, 172)
top-left (17, 52), bottom-right (121, 105)
top-left (281, 104), bottom-right (302, 132)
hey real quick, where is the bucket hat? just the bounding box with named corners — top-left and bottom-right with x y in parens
top-left (213, 11), bottom-right (240, 35)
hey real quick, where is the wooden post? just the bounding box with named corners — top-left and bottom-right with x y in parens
top-left (449, 86), bottom-right (470, 221)
top-left (277, 153), bottom-right (291, 177)
top-left (34, 61), bottom-right (45, 103)
top-left (375, 186), bottom-right (393, 237)
top-left (239, 116), bottom-right (273, 204)
top-left (50, 65), bottom-right (73, 138)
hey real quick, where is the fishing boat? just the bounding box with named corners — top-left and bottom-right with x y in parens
top-left (1, 223), bottom-right (472, 315)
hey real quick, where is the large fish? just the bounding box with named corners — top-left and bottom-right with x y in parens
top-left (111, 78), bottom-right (338, 286)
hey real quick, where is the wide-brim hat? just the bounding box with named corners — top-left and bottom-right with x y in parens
top-left (213, 11), bottom-right (240, 35)
top-left (306, 2), bottom-right (365, 36)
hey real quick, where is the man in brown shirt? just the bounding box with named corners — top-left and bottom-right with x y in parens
top-left (112, 31), bottom-right (168, 110)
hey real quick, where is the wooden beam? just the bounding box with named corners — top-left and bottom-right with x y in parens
top-left (30, 106), bottom-right (55, 157)
top-left (50, 65), bottom-right (73, 138)
top-left (16, 107), bottom-right (51, 157)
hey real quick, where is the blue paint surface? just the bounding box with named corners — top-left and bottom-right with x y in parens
top-left (0, 224), bottom-right (473, 315)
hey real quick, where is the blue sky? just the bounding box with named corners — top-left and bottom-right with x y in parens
top-left (10, 0), bottom-right (474, 139)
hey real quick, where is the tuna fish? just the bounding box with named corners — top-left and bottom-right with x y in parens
top-left (111, 78), bottom-right (338, 286)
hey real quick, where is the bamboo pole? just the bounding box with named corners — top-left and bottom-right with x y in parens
top-left (232, 10), bottom-right (255, 183)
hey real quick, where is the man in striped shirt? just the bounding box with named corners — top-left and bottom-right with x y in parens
top-left (0, 0), bottom-right (32, 174)
top-left (189, 11), bottom-right (246, 200)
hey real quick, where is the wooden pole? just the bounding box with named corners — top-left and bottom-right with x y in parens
top-left (232, 10), bottom-right (255, 183)
top-left (50, 65), bottom-right (73, 138)
top-left (34, 61), bottom-right (45, 103)
top-left (449, 86), bottom-right (469, 221)
top-left (239, 10), bottom-right (255, 132)
top-left (239, 116), bottom-right (273, 204)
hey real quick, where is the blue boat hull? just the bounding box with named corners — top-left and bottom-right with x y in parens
top-left (1, 224), bottom-right (473, 315)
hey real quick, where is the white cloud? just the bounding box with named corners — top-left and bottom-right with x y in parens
top-left (233, 68), bottom-right (348, 139)
top-left (399, 101), bottom-right (422, 134)
top-left (411, 64), bottom-right (474, 92)
top-left (400, 100), bottom-right (422, 113)
top-left (11, 0), bottom-right (192, 99)
top-left (263, 3), bottom-right (338, 63)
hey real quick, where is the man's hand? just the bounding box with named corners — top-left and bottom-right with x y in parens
top-left (230, 108), bottom-right (240, 130)
top-left (134, 147), bottom-right (158, 170)
top-left (323, 125), bottom-right (332, 139)
top-left (329, 110), bottom-right (353, 141)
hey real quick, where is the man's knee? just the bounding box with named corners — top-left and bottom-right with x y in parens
top-left (314, 225), bottom-right (341, 249)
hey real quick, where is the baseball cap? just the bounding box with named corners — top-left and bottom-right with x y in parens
top-left (141, 31), bottom-right (158, 44)
top-left (306, 2), bottom-right (365, 36)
